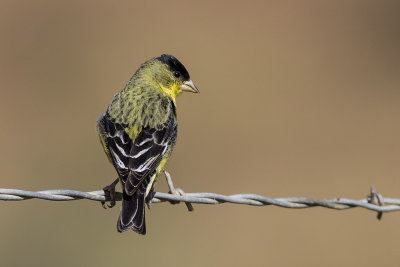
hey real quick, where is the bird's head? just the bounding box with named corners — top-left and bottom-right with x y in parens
top-left (137, 54), bottom-right (199, 100)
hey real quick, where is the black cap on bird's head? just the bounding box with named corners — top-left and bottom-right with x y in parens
top-left (157, 54), bottom-right (199, 94)
top-left (158, 54), bottom-right (190, 81)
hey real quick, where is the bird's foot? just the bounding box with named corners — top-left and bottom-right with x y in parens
top-left (164, 170), bottom-right (194, 212)
top-left (101, 178), bottom-right (119, 209)
top-left (145, 186), bottom-right (156, 209)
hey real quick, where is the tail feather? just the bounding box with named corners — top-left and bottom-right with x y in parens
top-left (117, 191), bottom-right (146, 235)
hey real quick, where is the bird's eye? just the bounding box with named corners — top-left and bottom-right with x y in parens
top-left (174, 71), bottom-right (181, 78)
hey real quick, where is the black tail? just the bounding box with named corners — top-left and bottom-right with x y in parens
top-left (117, 190), bottom-right (146, 235)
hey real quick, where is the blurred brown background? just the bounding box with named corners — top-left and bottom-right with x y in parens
top-left (0, 0), bottom-right (399, 266)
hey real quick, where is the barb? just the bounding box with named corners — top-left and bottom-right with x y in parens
top-left (0, 187), bottom-right (399, 217)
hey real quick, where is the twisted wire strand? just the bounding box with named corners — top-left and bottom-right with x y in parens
top-left (0, 188), bottom-right (399, 214)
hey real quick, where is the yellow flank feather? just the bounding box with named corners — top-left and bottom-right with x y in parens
top-left (146, 151), bottom-right (172, 197)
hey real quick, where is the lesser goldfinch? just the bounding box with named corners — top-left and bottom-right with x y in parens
top-left (97, 54), bottom-right (199, 234)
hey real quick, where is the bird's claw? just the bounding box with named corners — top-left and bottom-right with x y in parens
top-left (146, 190), bottom-right (156, 210)
top-left (102, 187), bottom-right (116, 209)
top-left (101, 178), bottom-right (119, 209)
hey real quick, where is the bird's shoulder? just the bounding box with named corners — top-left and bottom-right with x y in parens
top-left (105, 87), bottom-right (176, 139)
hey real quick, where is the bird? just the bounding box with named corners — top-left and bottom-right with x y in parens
top-left (97, 54), bottom-right (199, 234)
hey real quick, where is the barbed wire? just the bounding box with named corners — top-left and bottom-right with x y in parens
top-left (0, 187), bottom-right (398, 219)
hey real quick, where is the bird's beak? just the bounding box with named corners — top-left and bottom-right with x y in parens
top-left (180, 80), bottom-right (200, 93)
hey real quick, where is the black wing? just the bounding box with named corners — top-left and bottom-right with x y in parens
top-left (103, 114), bottom-right (176, 196)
